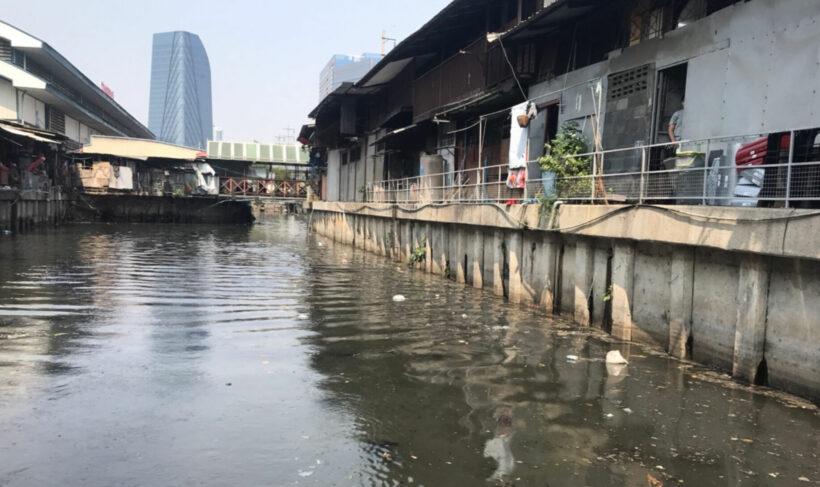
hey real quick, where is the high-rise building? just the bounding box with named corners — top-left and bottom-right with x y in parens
top-left (148, 31), bottom-right (212, 149)
top-left (319, 53), bottom-right (381, 101)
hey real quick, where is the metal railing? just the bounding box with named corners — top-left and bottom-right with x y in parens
top-left (219, 177), bottom-right (310, 199)
top-left (362, 130), bottom-right (820, 208)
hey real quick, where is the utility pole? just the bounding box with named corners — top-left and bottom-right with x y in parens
top-left (381, 30), bottom-right (396, 57)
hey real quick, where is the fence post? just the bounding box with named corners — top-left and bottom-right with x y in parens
top-left (701, 139), bottom-right (710, 206)
top-left (785, 130), bottom-right (795, 208)
top-left (497, 167), bottom-right (502, 203)
top-left (590, 154), bottom-right (597, 202)
top-left (639, 146), bottom-right (647, 204)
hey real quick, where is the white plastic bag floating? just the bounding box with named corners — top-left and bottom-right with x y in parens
top-left (392, 295), bottom-right (406, 302)
top-left (606, 350), bottom-right (628, 364)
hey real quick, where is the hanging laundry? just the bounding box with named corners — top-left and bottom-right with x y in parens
top-left (506, 167), bottom-right (526, 189)
top-left (509, 102), bottom-right (529, 169)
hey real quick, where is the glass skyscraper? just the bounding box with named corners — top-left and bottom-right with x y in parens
top-left (148, 31), bottom-right (212, 149)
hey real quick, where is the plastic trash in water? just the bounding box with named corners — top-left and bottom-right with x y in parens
top-left (392, 295), bottom-right (406, 302)
top-left (566, 354), bottom-right (579, 362)
top-left (297, 313), bottom-right (309, 320)
top-left (606, 350), bottom-right (628, 364)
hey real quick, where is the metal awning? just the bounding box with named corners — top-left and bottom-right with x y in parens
top-left (500, 0), bottom-right (601, 42)
top-left (77, 135), bottom-right (202, 161)
top-left (372, 124), bottom-right (418, 145)
top-left (360, 58), bottom-right (414, 87)
top-left (0, 121), bottom-right (65, 144)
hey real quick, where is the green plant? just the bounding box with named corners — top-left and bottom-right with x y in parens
top-left (603, 284), bottom-right (613, 302)
top-left (536, 193), bottom-right (558, 217)
top-left (538, 121), bottom-right (592, 199)
top-left (385, 231), bottom-right (394, 247)
top-left (359, 185), bottom-right (368, 197)
top-left (408, 238), bottom-right (427, 266)
top-left (272, 167), bottom-right (290, 180)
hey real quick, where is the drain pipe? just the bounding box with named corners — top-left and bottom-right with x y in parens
top-left (549, 200), bottom-right (565, 229)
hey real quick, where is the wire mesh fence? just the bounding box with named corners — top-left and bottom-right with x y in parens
top-left (362, 129), bottom-right (820, 208)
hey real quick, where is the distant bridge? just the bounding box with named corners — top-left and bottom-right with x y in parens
top-left (218, 177), bottom-right (311, 200)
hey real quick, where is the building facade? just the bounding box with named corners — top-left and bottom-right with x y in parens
top-left (306, 0), bottom-right (820, 205)
top-left (148, 31), bottom-right (213, 150)
top-left (0, 20), bottom-right (153, 145)
top-left (319, 53), bottom-right (381, 102)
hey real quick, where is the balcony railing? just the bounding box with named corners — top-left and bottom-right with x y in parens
top-left (219, 177), bottom-right (310, 199)
top-left (362, 129), bottom-right (820, 209)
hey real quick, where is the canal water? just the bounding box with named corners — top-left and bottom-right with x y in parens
top-left (0, 219), bottom-right (817, 487)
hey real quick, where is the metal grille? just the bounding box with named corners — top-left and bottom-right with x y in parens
top-left (48, 107), bottom-right (66, 134)
top-left (629, 0), bottom-right (666, 45)
top-left (0, 38), bottom-right (11, 62)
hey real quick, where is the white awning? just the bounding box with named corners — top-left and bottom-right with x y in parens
top-left (0, 122), bottom-right (63, 144)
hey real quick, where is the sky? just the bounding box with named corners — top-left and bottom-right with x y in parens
top-left (3, 0), bottom-right (450, 143)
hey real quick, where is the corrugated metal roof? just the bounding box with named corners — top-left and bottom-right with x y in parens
top-left (207, 141), bottom-right (310, 165)
top-left (0, 121), bottom-right (67, 144)
top-left (78, 136), bottom-right (201, 161)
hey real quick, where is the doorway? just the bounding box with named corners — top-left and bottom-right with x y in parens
top-left (542, 102), bottom-right (560, 148)
top-left (648, 63), bottom-right (688, 201)
top-left (652, 63), bottom-right (688, 146)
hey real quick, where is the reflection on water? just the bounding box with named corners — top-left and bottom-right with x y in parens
top-left (0, 219), bottom-right (817, 486)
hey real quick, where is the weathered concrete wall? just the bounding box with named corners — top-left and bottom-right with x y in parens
top-left (0, 189), bottom-right (68, 233)
top-left (72, 195), bottom-right (254, 224)
top-left (308, 202), bottom-right (820, 401)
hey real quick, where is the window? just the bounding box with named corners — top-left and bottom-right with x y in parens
top-left (349, 144), bottom-right (362, 163)
top-left (628, 0), bottom-right (667, 46)
top-left (0, 38), bottom-right (11, 63)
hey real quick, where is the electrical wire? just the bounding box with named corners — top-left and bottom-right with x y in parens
top-left (497, 36), bottom-right (528, 101)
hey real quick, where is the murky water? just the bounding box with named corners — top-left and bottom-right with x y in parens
top-left (0, 219), bottom-right (817, 487)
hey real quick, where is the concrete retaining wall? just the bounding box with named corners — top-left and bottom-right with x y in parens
top-left (308, 202), bottom-right (820, 401)
top-left (71, 194), bottom-right (254, 224)
top-left (0, 189), bottom-right (68, 233)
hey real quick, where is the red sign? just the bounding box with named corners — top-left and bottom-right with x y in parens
top-left (100, 82), bottom-right (114, 99)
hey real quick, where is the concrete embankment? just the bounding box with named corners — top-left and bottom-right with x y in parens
top-left (71, 194), bottom-right (254, 224)
top-left (0, 189), bottom-right (69, 233)
top-left (1, 191), bottom-right (255, 231)
top-left (308, 201), bottom-right (820, 401)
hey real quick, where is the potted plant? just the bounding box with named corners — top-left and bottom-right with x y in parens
top-left (538, 120), bottom-right (591, 199)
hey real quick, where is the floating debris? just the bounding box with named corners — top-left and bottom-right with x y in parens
top-left (647, 473), bottom-right (663, 487)
top-left (606, 350), bottom-right (628, 364)
top-left (392, 295), bottom-right (406, 302)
